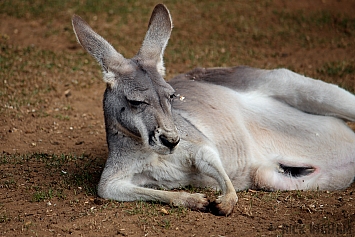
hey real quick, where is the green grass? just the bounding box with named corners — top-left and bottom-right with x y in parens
top-left (122, 200), bottom-right (189, 232)
top-left (160, 219), bottom-right (171, 229)
top-left (125, 201), bottom-right (151, 215)
top-left (272, 9), bottom-right (355, 36)
top-left (318, 61), bottom-right (355, 77)
top-left (0, 45), bottom-right (55, 107)
top-left (0, 212), bottom-right (10, 223)
top-left (0, 0), bottom-right (162, 25)
top-left (316, 60), bottom-right (355, 92)
top-left (1, 0), bottom-right (354, 93)
top-left (54, 114), bottom-right (70, 121)
top-left (0, 178), bottom-right (16, 189)
top-left (31, 188), bottom-right (66, 202)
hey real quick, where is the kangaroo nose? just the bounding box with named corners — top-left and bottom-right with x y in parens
top-left (159, 135), bottom-right (180, 150)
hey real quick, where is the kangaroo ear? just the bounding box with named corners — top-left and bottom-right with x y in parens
top-left (136, 4), bottom-right (173, 76)
top-left (72, 15), bottom-right (125, 85)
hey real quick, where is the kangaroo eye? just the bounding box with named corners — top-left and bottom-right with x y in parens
top-left (128, 100), bottom-right (144, 107)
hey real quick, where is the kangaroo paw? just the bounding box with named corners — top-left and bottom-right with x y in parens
top-left (209, 192), bottom-right (238, 216)
top-left (172, 192), bottom-right (209, 212)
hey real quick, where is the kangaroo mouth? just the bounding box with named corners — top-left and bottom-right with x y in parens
top-left (148, 131), bottom-right (158, 147)
top-left (148, 131), bottom-right (180, 154)
top-left (279, 163), bottom-right (315, 177)
top-left (159, 135), bottom-right (180, 150)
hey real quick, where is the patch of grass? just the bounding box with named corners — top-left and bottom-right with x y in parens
top-left (0, 0), bottom-right (156, 20)
top-left (0, 45), bottom-right (56, 111)
top-left (316, 61), bottom-right (355, 92)
top-left (123, 200), bottom-right (188, 232)
top-left (317, 61), bottom-right (355, 77)
top-left (0, 212), bottom-right (11, 223)
top-left (160, 219), bottom-right (171, 229)
top-left (0, 42), bottom-right (101, 118)
top-left (0, 178), bottom-right (17, 189)
top-left (54, 114), bottom-right (70, 121)
top-left (125, 201), bottom-right (146, 215)
top-left (29, 153), bottom-right (72, 169)
top-left (273, 9), bottom-right (355, 34)
top-left (271, 9), bottom-right (355, 49)
top-left (0, 153), bottom-right (28, 165)
top-left (66, 156), bottom-right (102, 196)
top-left (125, 201), bottom-right (161, 216)
top-left (168, 205), bottom-right (188, 218)
top-left (124, 199), bottom-right (187, 218)
top-left (31, 153), bottom-right (101, 196)
top-left (32, 189), bottom-right (52, 202)
top-left (261, 190), bottom-right (282, 202)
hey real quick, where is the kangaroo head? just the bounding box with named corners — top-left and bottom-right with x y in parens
top-left (72, 4), bottom-right (180, 155)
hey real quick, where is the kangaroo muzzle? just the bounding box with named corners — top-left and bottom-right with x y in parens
top-left (159, 134), bottom-right (180, 150)
top-left (148, 126), bottom-right (180, 154)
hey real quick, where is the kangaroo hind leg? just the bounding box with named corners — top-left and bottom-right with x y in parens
top-left (262, 68), bottom-right (355, 121)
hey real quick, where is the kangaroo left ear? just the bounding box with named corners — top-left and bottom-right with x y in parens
top-left (135, 4), bottom-right (173, 76)
top-left (72, 14), bottom-right (127, 87)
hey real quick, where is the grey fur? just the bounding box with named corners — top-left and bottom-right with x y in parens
top-left (72, 4), bottom-right (355, 216)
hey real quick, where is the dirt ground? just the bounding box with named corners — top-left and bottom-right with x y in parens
top-left (1, 0), bottom-right (355, 236)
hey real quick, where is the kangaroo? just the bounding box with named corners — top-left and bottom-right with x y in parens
top-left (72, 4), bottom-right (355, 216)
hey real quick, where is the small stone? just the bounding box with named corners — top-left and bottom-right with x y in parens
top-left (160, 207), bottom-right (169, 215)
top-left (64, 89), bottom-right (71, 97)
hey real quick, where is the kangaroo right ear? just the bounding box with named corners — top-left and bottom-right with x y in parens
top-left (72, 15), bottom-right (125, 86)
top-left (136, 4), bottom-right (173, 76)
